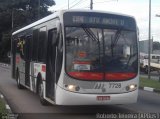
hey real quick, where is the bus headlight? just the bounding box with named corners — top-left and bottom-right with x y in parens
top-left (126, 84), bottom-right (137, 92)
top-left (65, 84), bottom-right (80, 92)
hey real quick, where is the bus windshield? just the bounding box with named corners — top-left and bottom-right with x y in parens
top-left (65, 27), bottom-right (138, 81)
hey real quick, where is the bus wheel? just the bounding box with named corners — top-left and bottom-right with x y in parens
top-left (38, 79), bottom-right (48, 105)
top-left (16, 70), bottom-right (24, 89)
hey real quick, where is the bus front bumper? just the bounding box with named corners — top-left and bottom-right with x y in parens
top-left (55, 85), bottom-right (138, 105)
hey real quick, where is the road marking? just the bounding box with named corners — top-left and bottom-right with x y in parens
top-left (0, 63), bottom-right (9, 67)
top-left (144, 87), bottom-right (154, 92)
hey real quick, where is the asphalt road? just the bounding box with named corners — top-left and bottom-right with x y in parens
top-left (0, 66), bottom-right (160, 119)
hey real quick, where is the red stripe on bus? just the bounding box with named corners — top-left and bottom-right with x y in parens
top-left (105, 73), bottom-right (136, 80)
top-left (68, 72), bottom-right (136, 80)
top-left (42, 65), bottom-right (46, 72)
top-left (68, 72), bottom-right (103, 80)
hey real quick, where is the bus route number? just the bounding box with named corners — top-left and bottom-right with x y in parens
top-left (109, 83), bottom-right (121, 88)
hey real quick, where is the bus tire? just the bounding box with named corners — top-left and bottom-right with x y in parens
top-left (16, 70), bottom-right (24, 89)
top-left (37, 77), bottom-right (48, 106)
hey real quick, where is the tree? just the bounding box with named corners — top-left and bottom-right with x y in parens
top-left (11, 0), bottom-right (56, 29)
top-left (0, 0), bottom-right (55, 63)
top-left (0, 32), bottom-right (10, 62)
top-left (0, 0), bottom-right (55, 30)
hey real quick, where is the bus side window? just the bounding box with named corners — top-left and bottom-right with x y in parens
top-left (16, 38), bottom-right (21, 54)
top-left (56, 29), bottom-right (63, 83)
top-left (48, 29), bottom-right (57, 67)
top-left (50, 29), bottom-right (58, 45)
top-left (57, 30), bottom-right (63, 53)
top-left (17, 36), bottom-right (25, 60)
top-left (38, 27), bottom-right (47, 62)
top-left (48, 28), bottom-right (63, 83)
top-left (32, 29), bottom-right (39, 61)
top-left (25, 35), bottom-right (32, 61)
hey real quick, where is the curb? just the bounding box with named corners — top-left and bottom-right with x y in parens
top-left (0, 93), bottom-right (18, 119)
top-left (0, 93), bottom-right (12, 113)
top-left (0, 63), bottom-right (9, 67)
top-left (0, 63), bottom-right (10, 69)
top-left (139, 86), bottom-right (160, 93)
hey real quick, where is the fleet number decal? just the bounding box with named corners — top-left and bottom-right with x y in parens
top-left (109, 83), bottom-right (121, 88)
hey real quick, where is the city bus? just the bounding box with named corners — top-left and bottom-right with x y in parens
top-left (11, 10), bottom-right (139, 105)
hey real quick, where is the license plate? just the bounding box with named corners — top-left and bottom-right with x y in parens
top-left (97, 96), bottom-right (110, 101)
top-left (74, 64), bottom-right (90, 70)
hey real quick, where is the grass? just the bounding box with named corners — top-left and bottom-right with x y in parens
top-left (0, 98), bottom-right (6, 114)
top-left (140, 77), bottom-right (160, 90)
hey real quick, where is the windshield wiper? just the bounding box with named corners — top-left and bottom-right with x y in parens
top-left (82, 27), bottom-right (99, 43)
top-left (111, 29), bottom-right (121, 48)
top-left (81, 26), bottom-right (101, 63)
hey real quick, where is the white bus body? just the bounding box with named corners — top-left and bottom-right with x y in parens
top-left (11, 10), bottom-right (139, 105)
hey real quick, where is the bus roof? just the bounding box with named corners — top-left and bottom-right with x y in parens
top-left (12, 10), bottom-right (64, 35)
top-left (12, 9), bottom-right (136, 36)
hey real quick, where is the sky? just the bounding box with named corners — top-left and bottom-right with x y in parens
top-left (49, 0), bottom-right (160, 42)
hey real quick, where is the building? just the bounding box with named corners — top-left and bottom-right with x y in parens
top-left (139, 40), bottom-right (153, 54)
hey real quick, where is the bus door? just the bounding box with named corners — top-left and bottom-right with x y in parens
top-left (46, 29), bottom-right (57, 101)
top-left (24, 35), bottom-right (32, 87)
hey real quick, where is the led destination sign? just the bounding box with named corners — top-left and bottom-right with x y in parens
top-left (64, 12), bottom-right (136, 30)
top-left (72, 16), bottom-right (125, 26)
